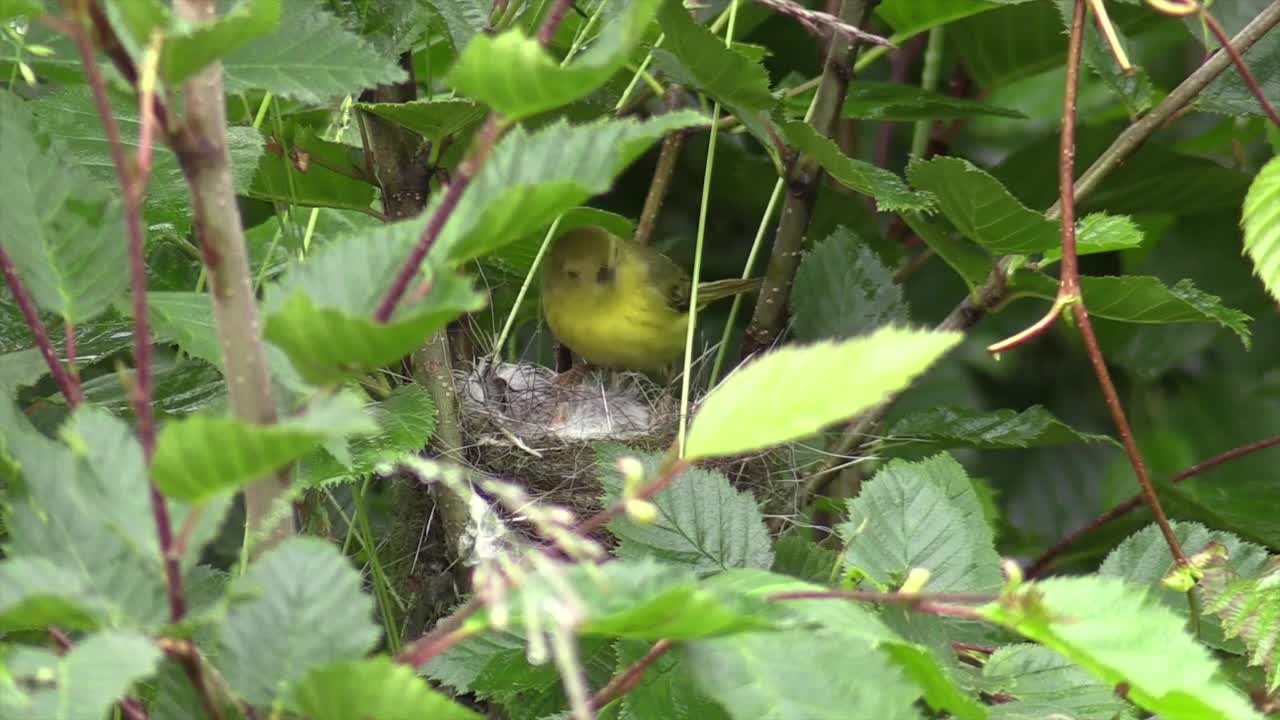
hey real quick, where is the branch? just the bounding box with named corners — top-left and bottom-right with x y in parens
top-left (1027, 434), bottom-right (1280, 577)
top-left (574, 458), bottom-right (689, 535)
top-left (589, 640), bottom-right (675, 711)
top-left (0, 244), bottom-right (82, 406)
top-left (741, 0), bottom-right (875, 357)
top-left (633, 87), bottom-right (686, 246)
top-left (751, 0), bottom-right (892, 47)
top-left (396, 596), bottom-right (484, 668)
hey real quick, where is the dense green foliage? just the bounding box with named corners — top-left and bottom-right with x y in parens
top-left (2, 0), bottom-right (1280, 718)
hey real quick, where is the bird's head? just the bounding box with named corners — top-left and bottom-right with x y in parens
top-left (544, 226), bottom-right (620, 297)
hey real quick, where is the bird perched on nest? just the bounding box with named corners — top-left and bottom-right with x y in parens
top-left (541, 225), bottom-right (761, 373)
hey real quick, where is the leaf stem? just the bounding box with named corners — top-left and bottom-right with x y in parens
top-left (0, 244), bottom-right (82, 407)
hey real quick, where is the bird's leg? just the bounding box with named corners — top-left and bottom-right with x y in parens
top-left (552, 362), bottom-right (593, 386)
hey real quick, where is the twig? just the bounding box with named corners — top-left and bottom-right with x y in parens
top-left (589, 640), bottom-right (675, 711)
top-left (751, 0), bottom-right (892, 47)
top-left (741, 0), bottom-right (875, 357)
top-left (0, 244), bottom-right (82, 406)
top-left (71, 0), bottom-right (187, 621)
top-left (575, 459), bottom-right (689, 535)
top-left (1027, 434), bottom-right (1280, 577)
top-left (769, 589), bottom-right (992, 620)
top-left (1200, 9), bottom-right (1280, 129)
top-left (633, 88), bottom-right (686, 246)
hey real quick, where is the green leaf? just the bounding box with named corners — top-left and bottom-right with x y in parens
top-left (262, 222), bottom-right (486, 384)
top-left (300, 383), bottom-right (436, 487)
top-left (785, 122), bottom-right (934, 213)
top-left (357, 98), bottom-right (486, 142)
top-left (981, 644), bottom-right (1131, 720)
top-left (486, 207), bottom-right (636, 277)
top-left (222, 0), bottom-right (407, 102)
top-left (1008, 272), bottom-right (1252, 346)
top-left (30, 88), bottom-right (262, 230)
top-left (493, 559), bottom-right (782, 641)
top-left (888, 406), bottom-right (1117, 450)
top-left (0, 557), bottom-right (100, 633)
top-left (876, 0), bottom-right (1002, 38)
top-left (429, 112), bottom-right (708, 263)
top-left (5, 409), bottom-right (170, 628)
top-left (616, 640), bottom-right (730, 720)
top-left (595, 443), bottom-right (774, 574)
top-left (982, 577), bottom-right (1263, 720)
top-left (685, 326), bottom-right (961, 460)
top-left (424, 0), bottom-right (488, 52)
top-left (247, 125), bottom-right (377, 214)
top-left (1241, 154), bottom-right (1280, 304)
top-left (0, 92), bottom-right (127, 324)
top-left (448, 0), bottom-right (663, 119)
top-left (1184, 1), bottom-right (1280, 118)
top-left (908, 156), bottom-right (1058, 255)
top-left (108, 0), bottom-right (283, 86)
top-left (1, 631), bottom-right (162, 720)
top-left (0, 0), bottom-right (41, 20)
top-left (1199, 550), bottom-right (1280, 692)
top-left (152, 391), bottom-right (377, 502)
top-left (294, 656), bottom-right (482, 720)
top-left (770, 529), bottom-right (840, 583)
top-left (791, 227), bottom-right (908, 342)
top-left (839, 453), bottom-right (1003, 593)
top-left (901, 210), bottom-right (993, 289)
top-left (1041, 212), bottom-right (1146, 265)
top-left (216, 537), bottom-right (381, 707)
top-left (147, 292), bottom-right (223, 368)
top-left (839, 81), bottom-right (1025, 121)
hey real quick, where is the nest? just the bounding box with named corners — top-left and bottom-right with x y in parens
top-left (454, 361), bottom-right (805, 529)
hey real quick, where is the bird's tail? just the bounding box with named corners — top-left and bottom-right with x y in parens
top-left (695, 277), bottom-right (763, 308)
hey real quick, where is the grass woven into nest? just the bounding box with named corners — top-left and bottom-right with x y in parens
top-left (454, 361), bottom-right (807, 529)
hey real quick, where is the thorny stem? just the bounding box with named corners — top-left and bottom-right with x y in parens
top-left (589, 640), bottom-right (676, 711)
top-left (1027, 434), bottom-right (1280, 577)
top-left (71, 0), bottom-right (185, 621)
top-left (0, 244), bottom-right (82, 407)
top-left (377, 0), bottom-right (578, 322)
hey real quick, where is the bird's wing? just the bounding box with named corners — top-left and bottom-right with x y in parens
top-left (639, 244), bottom-right (693, 313)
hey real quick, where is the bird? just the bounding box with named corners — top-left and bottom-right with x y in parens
top-left (541, 225), bottom-right (761, 373)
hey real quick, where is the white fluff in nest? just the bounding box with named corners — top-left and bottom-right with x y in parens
top-left (461, 361), bottom-right (664, 442)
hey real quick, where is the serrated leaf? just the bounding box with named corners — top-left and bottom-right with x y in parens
top-left (888, 405), bottom-right (1117, 450)
top-left (217, 537), bottom-right (381, 707)
top-left (30, 88), bottom-right (262, 230)
top-left (262, 222), bottom-right (486, 384)
top-left (616, 639), bottom-right (730, 720)
top-left (791, 227), bottom-right (908, 342)
top-left (908, 156), bottom-right (1058, 255)
top-left (222, 0), bottom-right (406, 102)
top-left (357, 98), bottom-right (486, 142)
top-left (1009, 272), bottom-right (1252, 346)
top-left (1041, 212), bottom-right (1146, 264)
top-left (152, 391), bottom-right (377, 502)
top-left (108, 0), bottom-right (283, 86)
top-left (0, 92), bottom-right (127, 324)
top-left (840, 453), bottom-right (1003, 593)
top-left (493, 559), bottom-right (782, 641)
top-left (428, 112), bottom-right (708, 264)
top-left (448, 0), bottom-right (662, 119)
top-left (840, 81), bottom-right (1025, 121)
top-left (248, 124), bottom-right (377, 214)
top-left (1241, 154), bottom-right (1280, 304)
top-left (785, 122), bottom-right (934, 213)
top-left (147, 292), bottom-right (222, 368)
top-left (300, 383), bottom-right (436, 487)
top-left (424, 0), bottom-right (488, 52)
top-left (2, 631), bottom-right (162, 720)
top-left (685, 326), bottom-right (961, 460)
top-left (982, 577), bottom-right (1263, 720)
top-left (294, 656), bottom-right (482, 720)
top-left (595, 443), bottom-right (773, 574)
top-left (0, 557), bottom-right (100, 633)
top-left (982, 644), bottom-right (1131, 720)
top-left (770, 529), bottom-right (839, 583)
top-left (1199, 552), bottom-right (1280, 692)
top-left (1184, 1), bottom-right (1280, 119)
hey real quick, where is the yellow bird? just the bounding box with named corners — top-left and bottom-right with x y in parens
top-left (541, 225), bottom-right (760, 372)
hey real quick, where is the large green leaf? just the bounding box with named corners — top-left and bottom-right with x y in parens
top-left (1008, 272), bottom-right (1252, 346)
top-left (222, 0), bottom-right (406, 102)
top-left (447, 0), bottom-right (663, 119)
top-left (428, 112), bottom-right (708, 264)
top-left (152, 390), bottom-right (377, 502)
top-left (980, 644), bottom-right (1131, 720)
top-left (216, 537), bottom-right (381, 707)
top-left (294, 657), bottom-right (482, 720)
top-left (595, 443), bottom-right (774, 574)
top-left (791, 227), bottom-right (908, 342)
top-left (1199, 548), bottom-right (1280, 692)
top-left (615, 640), bottom-right (729, 720)
top-left (106, 0), bottom-right (283, 85)
top-left (888, 406), bottom-right (1116, 450)
top-left (0, 92), bottom-right (127, 324)
top-left (982, 577), bottom-right (1263, 720)
top-left (908, 156), bottom-right (1058, 255)
top-left (685, 326), bottom-right (961, 460)
top-left (247, 125), bottom-right (377, 214)
top-left (300, 383), bottom-right (436, 487)
top-left (262, 222), bottom-right (486, 384)
top-left (1241, 154), bottom-right (1280, 304)
top-left (786, 122), bottom-right (935, 213)
top-left (147, 291), bottom-right (223, 368)
top-left (839, 453), bottom-right (1003, 593)
top-left (0, 631), bottom-right (161, 720)
top-left (0, 557), bottom-right (100, 633)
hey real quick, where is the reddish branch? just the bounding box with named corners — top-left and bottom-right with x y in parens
top-left (574, 460), bottom-right (689, 535)
top-left (397, 596), bottom-right (484, 667)
top-left (1027, 434), bottom-right (1280, 577)
top-left (0, 245), bottom-right (82, 406)
top-left (589, 640), bottom-right (675, 711)
top-left (70, 2), bottom-right (185, 620)
top-left (1200, 11), bottom-right (1280, 129)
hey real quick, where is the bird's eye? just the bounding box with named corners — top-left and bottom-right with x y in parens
top-left (596, 266), bottom-right (615, 284)
top-left (565, 270), bottom-right (579, 280)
